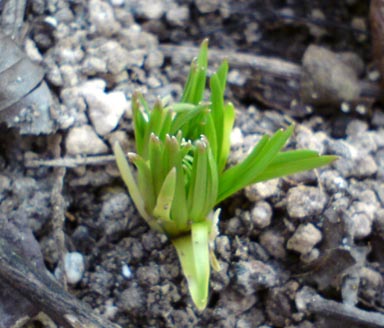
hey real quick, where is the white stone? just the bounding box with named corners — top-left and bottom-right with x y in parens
top-left (250, 201), bottom-right (272, 229)
top-left (66, 125), bottom-right (109, 155)
top-left (230, 127), bottom-right (244, 146)
top-left (64, 252), bottom-right (85, 284)
top-left (82, 88), bottom-right (129, 136)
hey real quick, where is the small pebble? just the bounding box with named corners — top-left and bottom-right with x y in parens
top-left (83, 88), bottom-right (129, 136)
top-left (195, 0), bottom-right (220, 13)
top-left (286, 186), bottom-right (327, 219)
top-left (166, 5), bottom-right (189, 26)
top-left (122, 263), bottom-right (132, 279)
top-left (66, 125), bottom-right (109, 155)
top-left (89, 0), bottom-right (120, 36)
top-left (64, 252), bottom-right (85, 284)
top-left (245, 179), bottom-right (280, 201)
top-left (259, 230), bottom-right (287, 259)
top-left (287, 223), bottom-right (322, 255)
top-left (235, 260), bottom-right (278, 295)
top-left (250, 201), bottom-right (272, 229)
top-left (320, 170), bottom-right (348, 193)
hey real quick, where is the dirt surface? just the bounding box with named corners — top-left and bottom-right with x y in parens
top-left (1, 0), bottom-right (384, 327)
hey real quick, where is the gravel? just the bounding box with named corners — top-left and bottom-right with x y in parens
top-left (65, 125), bottom-right (109, 155)
top-left (287, 223), bottom-right (322, 255)
top-left (64, 252), bottom-right (85, 284)
top-left (286, 186), bottom-right (327, 219)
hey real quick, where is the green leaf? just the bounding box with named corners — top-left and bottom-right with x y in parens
top-left (204, 138), bottom-right (219, 216)
top-left (191, 221), bottom-right (210, 309)
top-left (132, 93), bottom-right (149, 157)
top-left (216, 60), bottom-right (228, 93)
top-left (153, 167), bottom-right (176, 222)
top-left (163, 136), bottom-right (189, 231)
top-left (148, 133), bottom-right (165, 197)
top-left (253, 153), bottom-right (338, 183)
top-left (172, 221), bottom-right (210, 311)
top-left (170, 103), bottom-right (209, 136)
top-left (217, 126), bottom-right (294, 203)
top-left (113, 142), bottom-right (163, 233)
top-left (219, 102), bottom-right (235, 172)
top-left (129, 153), bottom-right (156, 214)
top-left (188, 139), bottom-right (209, 222)
top-left (181, 39), bottom-right (208, 105)
top-left (209, 72), bottom-right (224, 164)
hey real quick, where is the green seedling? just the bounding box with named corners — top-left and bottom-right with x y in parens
top-left (114, 39), bottom-right (337, 310)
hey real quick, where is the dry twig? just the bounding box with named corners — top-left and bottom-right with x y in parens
top-left (296, 287), bottom-right (384, 327)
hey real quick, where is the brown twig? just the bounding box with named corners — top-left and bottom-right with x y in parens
top-left (296, 287), bottom-right (384, 327)
top-left (49, 134), bottom-right (68, 288)
top-left (160, 43), bottom-right (301, 79)
top-left (25, 154), bottom-right (116, 168)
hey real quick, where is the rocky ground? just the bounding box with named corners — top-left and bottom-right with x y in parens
top-left (0, 0), bottom-right (384, 327)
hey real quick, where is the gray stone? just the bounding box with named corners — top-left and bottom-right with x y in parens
top-left (259, 230), bottom-right (287, 259)
top-left (235, 260), bottom-right (278, 295)
top-left (250, 201), bottom-right (272, 229)
top-left (348, 200), bottom-right (378, 239)
top-left (66, 125), bottom-right (109, 155)
top-left (301, 45), bottom-right (361, 106)
top-left (118, 283), bottom-right (145, 312)
top-left (295, 126), bottom-right (327, 153)
top-left (86, 40), bottom-right (132, 74)
top-left (166, 5), bottom-right (189, 26)
top-left (286, 186), bottom-right (327, 219)
top-left (145, 50), bottom-right (164, 69)
top-left (196, 0), bottom-right (220, 13)
top-left (134, 0), bottom-right (165, 19)
top-left (320, 170), bottom-right (348, 193)
top-left (287, 223), bottom-right (322, 255)
top-left (89, 0), bottom-right (120, 36)
top-left (245, 179), bottom-right (280, 201)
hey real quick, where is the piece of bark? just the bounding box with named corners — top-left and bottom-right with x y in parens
top-left (296, 286), bottom-right (384, 327)
top-left (0, 235), bottom-right (121, 328)
top-left (160, 43), bottom-right (381, 112)
top-left (0, 214), bottom-right (45, 327)
top-left (371, 0), bottom-right (384, 88)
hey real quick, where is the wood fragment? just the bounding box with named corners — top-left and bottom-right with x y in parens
top-left (160, 43), bottom-right (302, 79)
top-left (50, 134), bottom-right (68, 288)
top-left (160, 44), bottom-right (381, 103)
top-left (0, 237), bottom-right (121, 328)
top-left (25, 154), bottom-right (117, 168)
top-left (1, 0), bottom-right (27, 41)
top-left (296, 287), bottom-right (384, 327)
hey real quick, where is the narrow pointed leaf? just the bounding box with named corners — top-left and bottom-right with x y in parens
top-left (113, 142), bottom-right (164, 232)
top-left (253, 154), bottom-right (338, 183)
top-left (129, 153), bottom-right (156, 214)
top-left (153, 167), bottom-right (177, 222)
top-left (148, 133), bottom-right (165, 196)
top-left (216, 60), bottom-right (228, 93)
top-left (172, 235), bottom-right (199, 307)
top-left (217, 126), bottom-right (294, 203)
top-left (188, 140), bottom-right (209, 222)
top-left (219, 102), bottom-right (235, 172)
top-left (210, 72), bottom-right (224, 164)
top-left (191, 221), bottom-right (210, 310)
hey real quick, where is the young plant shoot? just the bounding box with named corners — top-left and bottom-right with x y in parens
top-left (114, 39), bottom-right (336, 310)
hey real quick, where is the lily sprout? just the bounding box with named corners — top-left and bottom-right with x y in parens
top-left (114, 39), bottom-right (337, 310)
